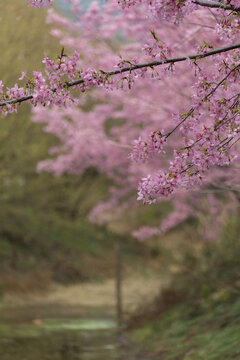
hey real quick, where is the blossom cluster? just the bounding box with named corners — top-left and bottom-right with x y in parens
top-left (136, 59), bottom-right (240, 203)
top-left (0, 50), bottom-right (123, 116)
top-left (0, 51), bottom-right (81, 115)
top-left (129, 130), bottom-right (166, 162)
top-left (27, 0), bottom-right (54, 7)
top-left (143, 31), bottom-right (172, 61)
top-left (118, 0), bottom-right (198, 21)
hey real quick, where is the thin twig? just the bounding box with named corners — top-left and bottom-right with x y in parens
top-left (228, 136), bottom-right (240, 149)
top-left (166, 63), bottom-right (240, 138)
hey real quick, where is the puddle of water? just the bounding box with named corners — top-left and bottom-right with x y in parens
top-left (0, 302), bottom-right (155, 360)
top-left (0, 318), bottom-right (116, 359)
top-left (43, 318), bottom-right (116, 331)
top-left (0, 316), bottom-right (143, 360)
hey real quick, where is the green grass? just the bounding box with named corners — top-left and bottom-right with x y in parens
top-left (129, 216), bottom-right (240, 360)
top-left (131, 298), bottom-right (240, 360)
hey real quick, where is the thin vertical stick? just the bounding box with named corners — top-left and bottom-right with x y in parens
top-left (115, 241), bottom-right (123, 330)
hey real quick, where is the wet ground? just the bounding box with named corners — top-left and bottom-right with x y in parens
top-left (0, 309), bottom-right (152, 360)
top-left (0, 276), bottom-right (163, 359)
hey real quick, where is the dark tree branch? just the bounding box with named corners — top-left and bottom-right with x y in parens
top-left (1, 42), bottom-right (240, 107)
top-left (194, 0), bottom-right (240, 12)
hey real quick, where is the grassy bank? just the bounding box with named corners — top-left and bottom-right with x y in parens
top-left (131, 298), bottom-right (240, 359)
top-left (129, 216), bottom-right (240, 360)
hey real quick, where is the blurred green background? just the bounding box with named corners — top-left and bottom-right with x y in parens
top-left (0, 0), bottom-right (123, 291)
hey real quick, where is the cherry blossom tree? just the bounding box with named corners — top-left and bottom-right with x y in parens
top-left (0, 0), bottom-right (239, 240)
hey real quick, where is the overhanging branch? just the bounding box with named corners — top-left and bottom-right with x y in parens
top-left (1, 42), bottom-right (240, 107)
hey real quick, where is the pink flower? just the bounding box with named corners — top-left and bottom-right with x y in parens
top-left (19, 72), bottom-right (26, 81)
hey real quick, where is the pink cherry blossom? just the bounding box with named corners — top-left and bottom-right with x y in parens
top-left (0, 0), bottom-right (239, 241)
top-left (27, 0), bottom-right (54, 7)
